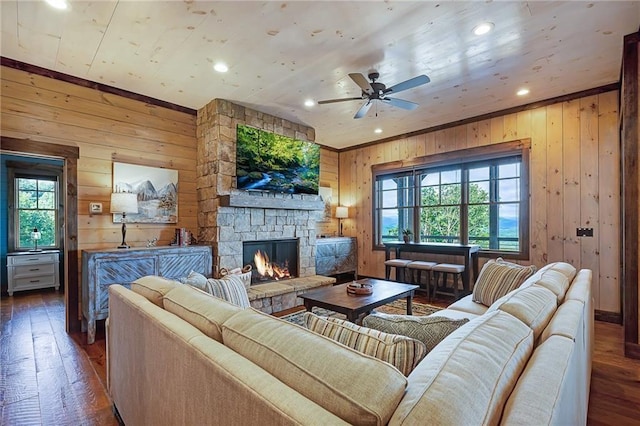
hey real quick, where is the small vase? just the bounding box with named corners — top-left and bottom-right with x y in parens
top-left (403, 235), bottom-right (410, 243)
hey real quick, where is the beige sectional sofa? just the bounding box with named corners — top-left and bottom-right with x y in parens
top-left (107, 261), bottom-right (592, 425)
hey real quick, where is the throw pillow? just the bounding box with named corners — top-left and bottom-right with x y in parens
top-left (206, 275), bottom-right (250, 308)
top-left (472, 258), bottom-right (537, 306)
top-left (303, 313), bottom-right (427, 376)
top-left (178, 270), bottom-right (211, 293)
top-left (362, 312), bottom-right (469, 353)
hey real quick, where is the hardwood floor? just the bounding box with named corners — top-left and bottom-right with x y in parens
top-left (1, 290), bottom-right (639, 425)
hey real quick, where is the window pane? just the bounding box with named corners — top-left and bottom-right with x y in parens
top-left (18, 210), bottom-right (56, 248)
top-left (469, 181), bottom-right (490, 203)
top-left (18, 178), bottom-right (37, 191)
top-left (499, 163), bottom-right (519, 178)
top-left (419, 206), bottom-right (460, 243)
top-left (499, 203), bottom-right (519, 251)
top-left (18, 190), bottom-right (37, 209)
top-left (382, 190), bottom-right (398, 208)
top-left (440, 184), bottom-right (461, 204)
top-left (468, 205), bottom-right (490, 248)
top-left (498, 178), bottom-right (520, 202)
top-left (441, 170), bottom-right (461, 184)
top-left (38, 180), bottom-right (55, 191)
top-left (382, 179), bottom-right (397, 190)
top-left (421, 186), bottom-right (440, 206)
top-left (38, 191), bottom-right (56, 209)
top-left (421, 173), bottom-right (439, 186)
top-left (469, 167), bottom-right (490, 182)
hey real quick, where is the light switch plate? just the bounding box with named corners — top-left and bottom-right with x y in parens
top-left (90, 202), bottom-right (103, 214)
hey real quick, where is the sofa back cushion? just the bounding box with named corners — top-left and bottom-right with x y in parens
top-left (389, 310), bottom-right (533, 426)
top-left (303, 313), bottom-right (427, 376)
top-left (131, 276), bottom-right (181, 307)
top-left (222, 308), bottom-right (407, 426)
top-left (163, 285), bottom-right (242, 342)
top-left (472, 258), bottom-right (537, 306)
top-left (487, 285), bottom-right (557, 341)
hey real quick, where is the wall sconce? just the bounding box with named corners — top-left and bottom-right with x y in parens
top-left (335, 206), bottom-right (349, 237)
top-left (30, 227), bottom-right (42, 252)
top-left (110, 192), bottom-right (138, 249)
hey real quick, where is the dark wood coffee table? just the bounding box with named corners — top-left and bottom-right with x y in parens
top-left (299, 278), bottom-right (419, 323)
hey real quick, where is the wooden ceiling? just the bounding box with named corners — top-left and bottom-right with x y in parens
top-left (1, 1), bottom-right (639, 149)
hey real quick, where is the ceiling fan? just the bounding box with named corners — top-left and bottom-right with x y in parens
top-left (318, 71), bottom-right (430, 119)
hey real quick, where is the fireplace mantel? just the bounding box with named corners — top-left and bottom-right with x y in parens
top-left (219, 191), bottom-right (324, 211)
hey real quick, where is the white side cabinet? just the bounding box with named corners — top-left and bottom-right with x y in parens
top-left (7, 251), bottom-right (60, 296)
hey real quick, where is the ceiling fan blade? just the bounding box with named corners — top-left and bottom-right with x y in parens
top-left (317, 97), bottom-right (363, 104)
top-left (349, 73), bottom-right (373, 94)
top-left (354, 100), bottom-right (372, 119)
top-left (382, 97), bottom-right (419, 110)
top-left (385, 75), bottom-right (430, 95)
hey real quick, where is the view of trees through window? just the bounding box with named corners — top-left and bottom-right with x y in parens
top-left (16, 177), bottom-right (58, 249)
top-left (375, 154), bottom-right (523, 255)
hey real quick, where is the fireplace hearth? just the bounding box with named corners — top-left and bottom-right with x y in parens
top-left (243, 239), bottom-right (299, 284)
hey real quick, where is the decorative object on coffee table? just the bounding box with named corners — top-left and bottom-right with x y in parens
top-left (347, 281), bottom-right (373, 295)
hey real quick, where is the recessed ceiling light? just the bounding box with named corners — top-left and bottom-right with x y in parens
top-left (517, 88), bottom-right (530, 96)
top-left (213, 63), bottom-right (228, 73)
top-left (45, 0), bottom-right (68, 10)
top-left (374, 128), bottom-right (383, 134)
top-left (473, 22), bottom-right (494, 36)
top-left (304, 99), bottom-right (315, 107)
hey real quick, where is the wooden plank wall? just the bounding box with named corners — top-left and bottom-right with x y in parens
top-left (338, 91), bottom-right (621, 313)
top-left (316, 149), bottom-right (340, 237)
top-left (1, 65), bottom-right (198, 303)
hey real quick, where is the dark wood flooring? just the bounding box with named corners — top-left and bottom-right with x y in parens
top-left (1, 289), bottom-right (639, 425)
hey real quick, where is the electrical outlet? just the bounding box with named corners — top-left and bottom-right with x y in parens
top-left (576, 228), bottom-right (593, 237)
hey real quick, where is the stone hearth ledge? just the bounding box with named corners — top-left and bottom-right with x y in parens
top-left (248, 275), bottom-right (336, 314)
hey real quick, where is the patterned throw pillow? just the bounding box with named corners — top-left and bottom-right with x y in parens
top-left (178, 271), bottom-right (211, 293)
top-left (472, 258), bottom-right (537, 306)
top-left (303, 313), bottom-right (427, 376)
top-left (362, 312), bottom-right (469, 353)
top-left (206, 275), bottom-right (250, 308)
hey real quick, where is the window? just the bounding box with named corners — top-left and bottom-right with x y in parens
top-left (373, 141), bottom-right (530, 258)
top-left (7, 161), bottom-right (62, 252)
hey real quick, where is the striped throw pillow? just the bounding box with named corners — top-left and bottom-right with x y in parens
top-left (206, 275), bottom-right (250, 308)
top-left (303, 313), bottom-right (427, 376)
top-left (472, 258), bottom-right (537, 306)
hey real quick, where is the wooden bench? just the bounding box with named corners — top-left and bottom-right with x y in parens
top-left (247, 275), bottom-right (336, 314)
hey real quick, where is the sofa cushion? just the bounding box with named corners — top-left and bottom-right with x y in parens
top-left (131, 276), bottom-right (181, 307)
top-left (206, 275), bottom-right (250, 308)
top-left (362, 312), bottom-right (469, 354)
top-left (222, 308), bottom-right (407, 426)
top-left (487, 285), bottom-right (558, 341)
top-left (564, 270), bottom-right (592, 304)
top-left (303, 313), bottom-right (427, 376)
top-left (446, 294), bottom-right (489, 316)
top-left (163, 285), bottom-right (242, 342)
top-left (472, 258), bottom-right (537, 306)
top-left (533, 269), bottom-right (572, 304)
top-left (389, 310), bottom-right (533, 426)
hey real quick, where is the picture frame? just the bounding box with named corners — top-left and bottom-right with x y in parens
top-left (112, 162), bottom-right (178, 224)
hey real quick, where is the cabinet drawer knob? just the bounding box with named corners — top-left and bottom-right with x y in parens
top-left (29, 268), bottom-right (40, 272)
top-left (30, 279), bottom-right (41, 283)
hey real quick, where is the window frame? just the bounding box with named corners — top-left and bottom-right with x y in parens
top-left (7, 162), bottom-right (63, 252)
top-left (372, 139), bottom-right (530, 260)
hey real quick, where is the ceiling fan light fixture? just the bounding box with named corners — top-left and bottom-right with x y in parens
top-left (213, 62), bottom-right (229, 73)
top-left (473, 22), bottom-right (494, 36)
top-left (517, 88), bottom-right (530, 96)
top-left (45, 0), bottom-right (68, 10)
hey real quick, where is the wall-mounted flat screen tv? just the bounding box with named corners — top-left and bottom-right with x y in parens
top-left (236, 124), bottom-right (320, 195)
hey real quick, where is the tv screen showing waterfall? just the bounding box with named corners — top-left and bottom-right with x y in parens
top-left (236, 124), bottom-right (320, 195)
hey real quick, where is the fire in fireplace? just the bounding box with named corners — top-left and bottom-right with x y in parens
top-left (243, 239), bottom-right (299, 284)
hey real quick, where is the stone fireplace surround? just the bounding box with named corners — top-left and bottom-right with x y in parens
top-left (196, 99), bottom-right (324, 277)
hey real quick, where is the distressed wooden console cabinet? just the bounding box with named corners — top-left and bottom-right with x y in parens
top-left (315, 237), bottom-right (357, 278)
top-left (82, 245), bottom-right (212, 344)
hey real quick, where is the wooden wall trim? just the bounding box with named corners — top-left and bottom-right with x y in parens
top-left (1, 137), bottom-right (80, 333)
top-left (340, 84), bottom-right (619, 153)
top-left (624, 342), bottom-right (640, 359)
top-left (595, 310), bottom-right (623, 324)
top-left (621, 32), bottom-right (639, 352)
top-left (1, 57), bottom-right (197, 116)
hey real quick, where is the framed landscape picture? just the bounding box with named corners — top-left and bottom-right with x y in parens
top-left (112, 162), bottom-right (178, 224)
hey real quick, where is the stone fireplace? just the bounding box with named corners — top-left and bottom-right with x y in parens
top-left (196, 99), bottom-right (324, 277)
top-left (243, 238), bottom-right (299, 284)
